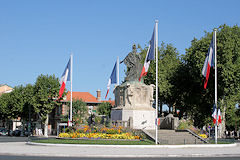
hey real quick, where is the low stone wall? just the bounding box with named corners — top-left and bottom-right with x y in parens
top-left (111, 119), bottom-right (131, 128)
top-left (159, 114), bottom-right (179, 130)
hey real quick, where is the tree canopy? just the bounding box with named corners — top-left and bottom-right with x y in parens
top-left (140, 42), bottom-right (181, 113)
top-left (97, 102), bottom-right (112, 117)
top-left (33, 74), bottom-right (61, 121)
top-left (72, 99), bottom-right (87, 124)
top-left (0, 74), bottom-right (63, 125)
top-left (139, 24), bottom-right (240, 130)
top-left (176, 24), bottom-right (240, 128)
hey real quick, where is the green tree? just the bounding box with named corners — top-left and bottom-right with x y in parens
top-left (178, 24), bottom-right (240, 131)
top-left (20, 84), bottom-right (36, 133)
top-left (72, 99), bottom-right (87, 125)
top-left (0, 85), bottom-right (31, 132)
top-left (10, 86), bottom-right (26, 116)
top-left (141, 43), bottom-right (181, 114)
top-left (0, 93), bottom-right (12, 122)
top-left (33, 74), bottom-right (61, 136)
top-left (20, 84), bottom-right (35, 120)
top-left (97, 102), bottom-right (112, 117)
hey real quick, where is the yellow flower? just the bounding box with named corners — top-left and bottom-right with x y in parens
top-left (199, 134), bottom-right (207, 139)
top-left (58, 133), bottom-right (70, 138)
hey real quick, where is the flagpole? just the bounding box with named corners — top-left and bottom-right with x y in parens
top-left (155, 20), bottom-right (158, 145)
top-left (117, 56), bottom-right (119, 85)
top-left (214, 29), bottom-right (218, 144)
top-left (70, 53), bottom-right (73, 127)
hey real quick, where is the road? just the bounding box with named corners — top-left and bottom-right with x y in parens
top-left (0, 136), bottom-right (28, 142)
top-left (0, 136), bottom-right (240, 159)
top-left (0, 156), bottom-right (240, 160)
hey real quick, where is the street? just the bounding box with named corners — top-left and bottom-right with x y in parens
top-left (0, 136), bottom-right (240, 159)
top-left (0, 155), bottom-right (240, 160)
top-left (0, 136), bottom-right (28, 143)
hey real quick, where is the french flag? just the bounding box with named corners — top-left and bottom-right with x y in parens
top-left (217, 108), bottom-right (222, 125)
top-left (139, 26), bottom-right (155, 81)
top-left (59, 58), bottom-right (71, 99)
top-left (68, 110), bottom-right (71, 126)
top-left (105, 61), bottom-right (117, 99)
top-left (202, 36), bottom-right (215, 89)
top-left (212, 104), bottom-right (217, 124)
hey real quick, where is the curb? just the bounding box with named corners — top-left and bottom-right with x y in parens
top-left (26, 141), bottom-right (237, 148)
top-left (1, 152), bottom-right (240, 158)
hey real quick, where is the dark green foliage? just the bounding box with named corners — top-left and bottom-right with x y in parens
top-left (97, 102), bottom-right (112, 117)
top-left (178, 24), bottom-right (240, 128)
top-left (137, 24), bottom-right (240, 129)
top-left (140, 42), bottom-right (181, 113)
top-left (72, 99), bottom-right (87, 124)
top-left (0, 74), bottom-right (62, 124)
top-left (0, 85), bottom-right (27, 120)
top-left (33, 74), bottom-right (61, 121)
top-left (0, 93), bottom-right (12, 120)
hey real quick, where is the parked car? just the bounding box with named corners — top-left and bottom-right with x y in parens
top-left (13, 130), bottom-right (22, 136)
top-left (23, 130), bottom-right (32, 136)
top-left (0, 128), bottom-right (7, 136)
top-left (8, 130), bottom-right (14, 136)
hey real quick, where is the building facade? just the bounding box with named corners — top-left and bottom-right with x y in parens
top-left (49, 90), bottom-right (114, 135)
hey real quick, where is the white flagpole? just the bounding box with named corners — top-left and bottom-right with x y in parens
top-left (70, 53), bottom-right (73, 126)
top-left (214, 29), bottom-right (218, 144)
top-left (117, 56), bottom-right (119, 85)
top-left (155, 20), bottom-right (158, 145)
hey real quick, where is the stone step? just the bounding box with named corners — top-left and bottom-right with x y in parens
top-left (158, 137), bottom-right (203, 142)
top-left (159, 133), bottom-right (196, 136)
top-left (157, 136), bottom-right (200, 140)
top-left (145, 129), bottom-right (205, 144)
top-left (158, 140), bottom-right (204, 145)
top-left (157, 135), bottom-right (201, 140)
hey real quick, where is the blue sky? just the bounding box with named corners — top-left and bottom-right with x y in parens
top-left (0, 0), bottom-right (239, 100)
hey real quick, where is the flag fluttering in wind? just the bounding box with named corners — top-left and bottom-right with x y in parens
top-left (59, 58), bottom-right (71, 99)
top-left (202, 36), bottom-right (215, 89)
top-left (212, 104), bottom-right (222, 125)
top-left (203, 29), bottom-right (218, 144)
top-left (217, 108), bottom-right (222, 125)
top-left (212, 104), bottom-right (217, 124)
top-left (139, 26), bottom-right (155, 81)
top-left (105, 61), bottom-right (117, 99)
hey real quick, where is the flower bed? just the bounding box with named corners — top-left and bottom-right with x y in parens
top-left (58, 125), bottom-right (142, 140)
top-left (177, 119), bottom-right (208, 139)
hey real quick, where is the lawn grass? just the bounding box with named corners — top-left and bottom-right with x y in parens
top-left (31, 138), bottom-right (155, 145)
top-left (208, 138), bottom-right (235, 144)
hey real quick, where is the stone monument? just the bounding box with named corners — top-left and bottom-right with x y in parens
top-left (120, 44), bottom-right (142, 82)
top-left (111, 44), bottom-right (155, 130)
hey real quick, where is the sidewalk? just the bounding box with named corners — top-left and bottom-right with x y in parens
top-left (0, 142), bottom-right (239, 158)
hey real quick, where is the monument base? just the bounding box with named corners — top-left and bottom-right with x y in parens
top-left (111, 109), bottom-right (155, 130)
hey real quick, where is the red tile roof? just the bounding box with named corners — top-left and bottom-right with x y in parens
top-left (101, 100), bottom-right (115, 106)
top-left (64, 91), bottom-right (115, 106)
top-left (65, 91), bottom-right (99, 103)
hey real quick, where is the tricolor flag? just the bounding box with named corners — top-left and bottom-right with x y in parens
top-left (202, 35), bottom-right (215, 89)
top-left (59, 58), bottom-right (71, 99)
top-left (217, 108), bottom-right (222, 125)
top-left (139, 26), bottom-right (155, 81)
top-left (105, 61), bottom-right (117, 99)
top-left (68, 110), bottom-right (71, 126)
top-left (212, 104), bottom-right (217, 124)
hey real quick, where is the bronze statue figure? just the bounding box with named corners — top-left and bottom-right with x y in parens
top-left (121, 44), bottom-right (142, 82)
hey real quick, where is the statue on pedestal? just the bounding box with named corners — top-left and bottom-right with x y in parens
top-left (111, 44), bottom-right (155, 130)
top-left (121, 44), bottom-right (142, 82)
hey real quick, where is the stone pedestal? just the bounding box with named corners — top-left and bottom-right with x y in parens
top-left (111, 81), bottom-right (155, 130)
top-left (111, 109), bottom-right (155, 130)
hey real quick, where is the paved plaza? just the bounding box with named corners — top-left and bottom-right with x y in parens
top-left (0, 139), bottom-right (239, 158)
